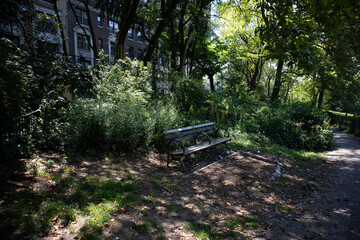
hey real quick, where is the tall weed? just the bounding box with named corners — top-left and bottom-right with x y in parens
top-left (67, 58), bottom-right (151, 153)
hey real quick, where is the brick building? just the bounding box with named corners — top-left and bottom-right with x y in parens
top-left (64, 0), bottom-right (147, 66)
top-left (0, 0), bottom-right (147, 67)
top-left (62, 0), bottom-right (146, 66)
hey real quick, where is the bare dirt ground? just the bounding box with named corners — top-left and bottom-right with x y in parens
top-left (2, 129), bottom-right (359, 239)
top-left (272, 129), bottom-right (360, 240)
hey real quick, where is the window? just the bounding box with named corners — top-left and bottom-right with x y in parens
top-left (109, 20), bottom-right (118, 34)
top-left (137, 49), bottom-right (143, 60)
top-left (97, 16), bottom-right (102, 27)
top-left (110, 42), bottom-right (115, 57)
top-left (137, 31), bottom-right (143, 42)
top-left (77, 34), bottom-right (90, 51)
top-left (128, 28), bottom-right (133, 39)
top-left (109, 20), bottom-right (114, 33)
top-left (75, 9), bottom-right (88, 26)
top-left (98, 39), bottom-right (103, 50)
top-left (128, 47), bottom-right (134, 59)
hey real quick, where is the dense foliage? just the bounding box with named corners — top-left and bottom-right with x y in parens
top-left (65, 58), bottom-right (333, 154)
top-left (66, 58), bottom-right (184, 154)
top-left (4, 0), bottom-right (355, 158)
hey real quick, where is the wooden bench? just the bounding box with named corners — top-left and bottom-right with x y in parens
top-left (163, 122), bottom-right (231, 171)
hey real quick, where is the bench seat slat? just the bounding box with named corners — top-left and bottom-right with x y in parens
top-left (169, 137), bottom-right (231, 156)
top-left (176, 129), bottom-right (216, 142)
top-left (165, 125), bottom-right (215, 140)
top-left (164, 122), bottom-right (215, 135)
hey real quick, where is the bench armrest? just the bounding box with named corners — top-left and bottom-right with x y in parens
top-left (215, 128), bottom-right (230, 138)
top-left (167, 139), bottom-right (186, 154)
top-left (195, 131), bottom-right (211, 144)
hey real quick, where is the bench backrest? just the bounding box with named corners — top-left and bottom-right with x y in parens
top-left (164, 122), bottom-right (216, 142)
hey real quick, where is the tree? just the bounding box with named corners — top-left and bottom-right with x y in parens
top-left (192, 38), bottom-right (223, 92)
top-left (69, 0), bottom-right (99, 60)
top-left (177, 0), bottom-right (213, 74)
top-left (142, 0), bottom-right (182, 64)
top-left (0, 38), bottom-right (32, 119)
top-left (0, 0), bottom-right (38, 54)
top-left (258, 0), bottom-right (320, 101)
top-left (217, 0), bottom-right (267, 93)
top-left (96, 0), bottom-right (140, 60)
top-left (51, 0), bottom-right (68, 56)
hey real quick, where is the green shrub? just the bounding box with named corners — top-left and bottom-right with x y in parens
top-left (146, 99), bottom-right (184, 150)
top-left (203, 93), bottom-right (242, 126)
top-left (259, 102), bottom-right (333, 150)
top-left (171, 75), bottom-right (208, 112)
top-left (67, 58), bottom-right (155, 153)
top-left (0, 38), bottom-right (31, 119)
top-left (67, 99), bottom-right (106, 153)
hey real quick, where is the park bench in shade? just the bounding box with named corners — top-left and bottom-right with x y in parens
top-left (164, 122), bottom-right (231, 172)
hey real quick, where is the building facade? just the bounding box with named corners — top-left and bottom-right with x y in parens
top-left (0, 0), bottom-right (147, 67)
top-left (65, 0), bottom-right (147, 66)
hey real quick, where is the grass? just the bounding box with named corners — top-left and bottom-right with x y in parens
top-left (1, 159), bottom-right (139, 240)
top-left (168, 204), bottom-right (181, 213)
top-left (259, 186), bottom-right (266, 193)
top-left (185, 216), bottom-right (259, 239)
top-left (225, 216), bottom-right (259, 230)
top-left (132, 218), bottom-right (164, 234)
top-left (280, 206), bottom-right (293, 212)
top-left (229, 129), bottom-right (326, 163)
top-left (328, 110), bottom-right (358, 118)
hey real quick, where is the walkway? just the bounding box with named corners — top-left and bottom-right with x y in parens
top-left (274, 129), bottom-right (360, 239)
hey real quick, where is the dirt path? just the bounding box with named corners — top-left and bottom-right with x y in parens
top-left (272, 129), bottom-right (360, 240)
top-left (2, 130), bottom-right (359, 239)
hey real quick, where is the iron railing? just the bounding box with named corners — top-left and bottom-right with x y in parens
top-left (328, 111), bottom-right (360, 136)
top-left (0, 108), bottom-right (40, 145)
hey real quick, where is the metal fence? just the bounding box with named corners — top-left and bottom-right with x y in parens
top-left (328, 111), bottom-right (360, 136)
top-left (0, 109), bottom-right (40, 145)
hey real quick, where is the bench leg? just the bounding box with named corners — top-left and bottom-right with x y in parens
top-left (224, 143), bottom-right (232, 154)
top-left (168, 155), bottom-right (192, 172)
top-left (206, 151), bottom-right (212, 161)
top-left (167, 154), bottom-right (172, 169)
top-left (181, 155), bottom-right (193, 172)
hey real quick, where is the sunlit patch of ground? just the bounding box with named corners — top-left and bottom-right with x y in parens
top-left (0, 150), bottom-right (333, 239)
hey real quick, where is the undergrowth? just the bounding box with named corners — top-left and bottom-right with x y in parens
top-left (0, 157), bottom-right (138, 240)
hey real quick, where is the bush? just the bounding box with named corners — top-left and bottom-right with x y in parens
top-left (67, 58), bottom-right (161, 153)
top-left (66, 99), bottom-right (106, 153)
top-left (203, 93), bottom-right (242, 126)
top-left (170, 74), bottom-right (208, 113)
top-left (146, 99), bottom-right (184, 151)
top-left (259, 102), bottom-right (333, 150)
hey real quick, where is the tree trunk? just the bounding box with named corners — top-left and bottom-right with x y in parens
top-left (169, 21), bottom-right (177, 69)
top-left (284, 79), bottom-right (291, 103)
top-left (209, 74), bottom-right (215, 92)
top-left (82, 0), bottom-right (98, 60)
top-left (179, 29), bottom-right (194, 74)
top-left (115, 33), bottom-right (126, 61)
top-left (143, 0), bottom-right (181, 65)
top-left (53, 0), bottom-right (67, 57)
top-left (115, 0), bottom-right (140, 60)
top-left (318, 83), bottom-right (326, 108)
top-left (249, 58), bottom-right (263, 91)
top-left (270, 58), bottom-right (284, 101)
